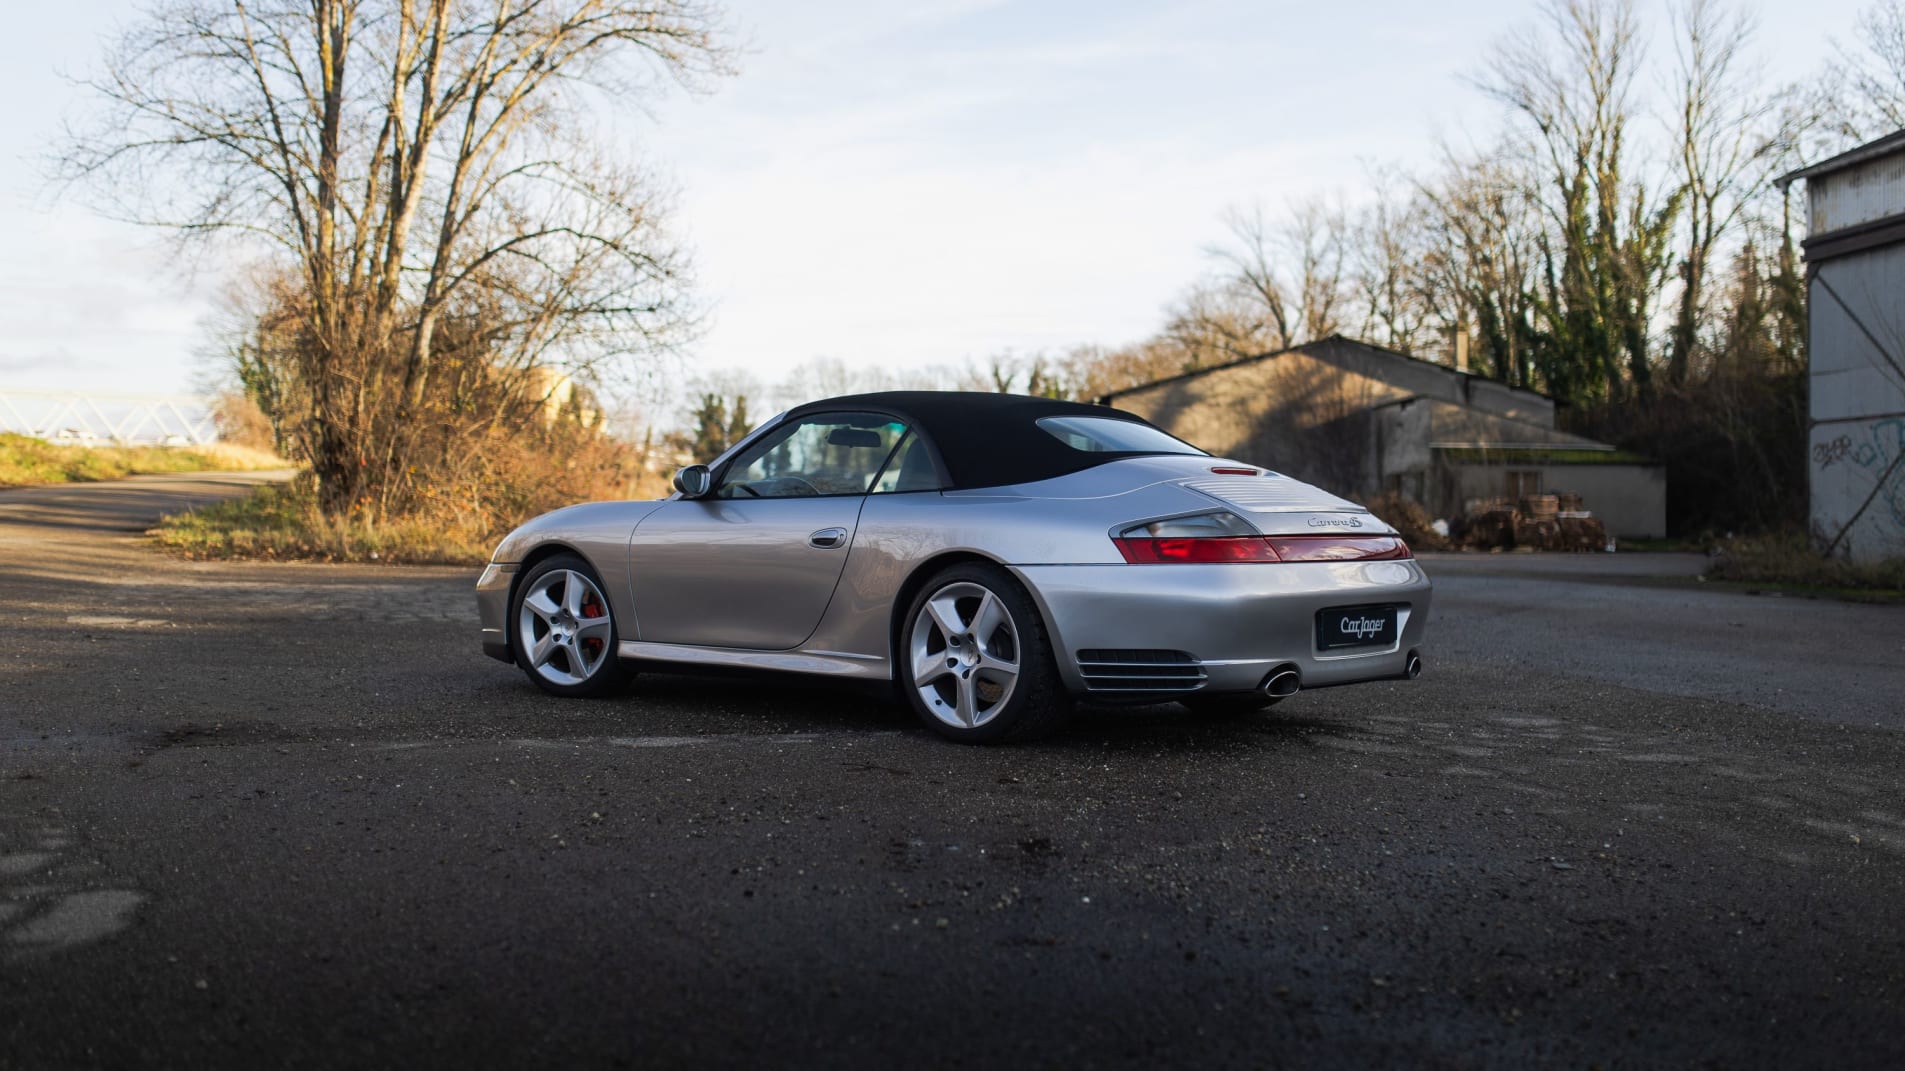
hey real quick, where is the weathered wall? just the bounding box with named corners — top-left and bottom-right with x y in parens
top-left (1423, 400), bottom-right (1604, 449)
top-left (1447, 463), bottom-right (1668, 539)
top-left (1375, 401), bottom-right (1434, 480)
top-left (1808, 244), bottom-right (1905, 561)
top-left (1303, 338), bottom-right (1556, 425)
top-left (1113, 339), bottom-right (1628, 510)
top-left (1460, 376), bottom-right (1555, 426)
top-left (1807, 150), bottom-right (1905, 235)
top-left (1376, 398), bottom-right (1631, 511)
top-left (1113, 349), bottom-right (1409, 495)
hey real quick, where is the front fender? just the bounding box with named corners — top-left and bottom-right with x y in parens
top-left (478, 499), bottom-right (669, 662)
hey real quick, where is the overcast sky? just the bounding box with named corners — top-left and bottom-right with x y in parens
top-left (0, 0), bottom-right (1871, 403)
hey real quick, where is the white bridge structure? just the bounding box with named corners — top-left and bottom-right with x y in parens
top-left (0, 390), bottom-right (220, 447)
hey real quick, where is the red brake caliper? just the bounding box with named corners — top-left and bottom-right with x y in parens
top-left (580, 594), bottom-right (606, 656)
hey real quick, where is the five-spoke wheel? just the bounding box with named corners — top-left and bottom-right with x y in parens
top-left (909, 580), bottom-right (1021, 729)
top-left (899, 563), bottom-right (1067, 742)
top-left (510, 554), bottom-right (628, 697)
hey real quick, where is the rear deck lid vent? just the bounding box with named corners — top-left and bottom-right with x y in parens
top-left (1182, 475), bottom-right (1366, 515)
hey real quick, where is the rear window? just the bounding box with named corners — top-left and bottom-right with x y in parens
top-left (1035, 416), bottom-right (1206, 456)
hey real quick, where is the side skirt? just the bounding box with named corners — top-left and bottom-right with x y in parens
top-left (617, 640), bottom-right (892, 681)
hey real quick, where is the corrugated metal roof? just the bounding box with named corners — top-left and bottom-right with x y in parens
top-left (1095, 334), bottom-right (1554, 405)
top-left (1775, 128), bottom-right (1905, 188)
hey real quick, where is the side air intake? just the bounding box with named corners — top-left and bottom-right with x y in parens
top-left (1075, 649), bottom-right (1208, 694)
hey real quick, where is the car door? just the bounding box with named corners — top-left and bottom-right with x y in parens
top-left (628, 411), bottom-right (909, 650)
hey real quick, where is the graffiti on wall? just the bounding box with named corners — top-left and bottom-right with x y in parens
top-left (1812, 435), bottom-right (1853, 469)
top-left (1816, 418), bottom-right (1905, 530)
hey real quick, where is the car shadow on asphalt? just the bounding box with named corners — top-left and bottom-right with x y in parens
top-left (613, 670), bottom-right (1357, 753)
top-left (1072, 703), bottom-right (1358, 748)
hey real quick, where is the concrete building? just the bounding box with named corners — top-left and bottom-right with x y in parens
top-left (1100, 335), bottom-right (1667, 538)
top-left (1777, 129), bottom-right (1905, 562)
top-left (524, 365), bottom-right (600, 428)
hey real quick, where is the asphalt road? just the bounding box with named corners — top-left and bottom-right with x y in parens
top-left (2, 475), bottom-right (1902, 1069)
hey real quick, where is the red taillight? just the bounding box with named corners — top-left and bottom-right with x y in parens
top-left (1208, 466), bottom-right (1260, 476)
top-left (1266, 535), bottom-right (1413, 562)
top-left (1114, 536), bottom-right (1280, 563)
top-left (1114, 534), bottom-right (1412, 564)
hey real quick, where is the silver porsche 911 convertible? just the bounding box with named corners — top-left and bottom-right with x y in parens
top-left (476, 391), bottom-right (1430, 742)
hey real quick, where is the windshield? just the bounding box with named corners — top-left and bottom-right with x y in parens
top-left (1035, 416), bottom-right (1207, 456)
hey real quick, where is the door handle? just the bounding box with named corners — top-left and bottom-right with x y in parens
top-left (808, 527), bottom-right (849, 549)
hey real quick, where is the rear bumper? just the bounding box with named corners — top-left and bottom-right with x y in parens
top-left (476, 562), bottom-right (518, 663)
top-left (1010, 560), bottom-right (1432, 696)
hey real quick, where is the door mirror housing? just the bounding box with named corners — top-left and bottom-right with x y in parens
top-left (672, 464), bottom-right (713, 499)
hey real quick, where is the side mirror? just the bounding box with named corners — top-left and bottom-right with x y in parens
top-left (672, 464), bottom-right (713, 499)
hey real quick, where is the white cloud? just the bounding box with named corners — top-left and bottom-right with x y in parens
top-left (0, 197), bottom-right (216, 393)
top-left (0, 0), bottom-right (1873, 400)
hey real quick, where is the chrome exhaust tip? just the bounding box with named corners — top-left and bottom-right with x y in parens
top-left (1263, 665), bottom-right (1301, 698)
top-left (1404, 649), bottom-right (1423, 680)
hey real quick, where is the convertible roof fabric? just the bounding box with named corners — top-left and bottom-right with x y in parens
top-left (783, 391), bottom-right (1186, 491)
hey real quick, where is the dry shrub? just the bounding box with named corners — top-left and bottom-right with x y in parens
top-left (154, 420), bottom-right (669, 565)
top-left (154, 476), bottom-right (490, 564)
top-left (211, 391), bottom-right (278, 452)
top-left (1706, 534), bottom-right (1905, 594)
top-left (1361, 491), bottom-right (1451, 551)
top-left (1572, 372), bottom-right (1806, 539)
top-left (438, 417), bottom-right (674, 540)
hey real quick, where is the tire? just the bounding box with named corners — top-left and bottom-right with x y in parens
top-left (898, 562), bottom-right (1070, 743)
top-left (508, 553), bottom-right (630, 698)
top-left (1178, 693), bottom-right (1281, 719)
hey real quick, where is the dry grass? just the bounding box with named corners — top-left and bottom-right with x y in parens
top-left (152, 432), bottom-right (672, 565)
top-left (0, 433), bottom-right (286, 488)
top-left (1706, 534), bottom-right (1905, 597)
top-left (152, 478), bottom-right (497, 565)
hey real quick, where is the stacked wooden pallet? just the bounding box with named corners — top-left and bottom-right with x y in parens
top-left (1454, 492), bottom-right (1608, 551)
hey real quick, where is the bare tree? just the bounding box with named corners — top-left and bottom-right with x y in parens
top-left (1211, 197), bottom-right (1348, 352)
top-left (759, 356), bottom-right (956, 411)
top-left (1818, 0), bottom-right (1905, 146)
top-left (1476, 0), bottom-right (1643, 228)
top-left (1414, 144), bottom-right (1549, 387)
top-left (1059, 337), bottom-right (1206, 402)
top-left (1289, 198), bottom-right (1351, 343)
top-left (966, 352), bottom-right (1067, 398)
top-left (1159, 281), bottom-right (1275, 364)
top-left (1212, 204), bottom-right (1294, 349)
top-left (1475, 0), bottom-right (1681, 403)
top-left (1347, 172), bottom-right (1436, 356)
top-left (62, 1), bottom-right (731, 515)
top-left (1666, 0), bottom-right (1776, 384)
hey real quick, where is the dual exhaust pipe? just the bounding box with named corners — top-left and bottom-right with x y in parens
top-left (1258, 648), bottom-right (1422, 697)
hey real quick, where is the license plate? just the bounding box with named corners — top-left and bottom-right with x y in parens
top-left (1316, 605), bottom-right (1398, 651)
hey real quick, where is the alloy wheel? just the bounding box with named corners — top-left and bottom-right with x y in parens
top-left (908, 581), bottom-right (1021, 729)
top-left (517, 568), bottom-right (614, 686)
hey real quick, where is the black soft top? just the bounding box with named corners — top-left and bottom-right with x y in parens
top-left (781, 391), bottom-right (1182, 490)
